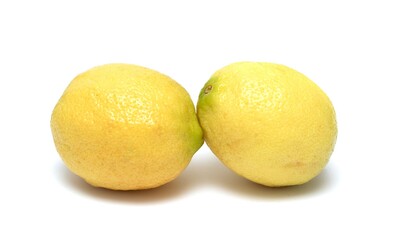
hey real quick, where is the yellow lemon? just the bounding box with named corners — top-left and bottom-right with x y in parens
top-left (51, 64), bottom-right (203, 190)
top-left (197, 62), bottom-right (337, 187)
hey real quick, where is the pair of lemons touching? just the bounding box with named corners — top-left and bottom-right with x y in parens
top-left (51, 62), bottom-right (337, 190)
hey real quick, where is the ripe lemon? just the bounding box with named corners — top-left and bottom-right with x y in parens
top-left (51, 64), bottom-right (203, 190)
top-left (197, 62), bottom-right (337, 187)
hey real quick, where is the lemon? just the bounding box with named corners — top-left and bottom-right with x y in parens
top-left (197, 62), bottom-right (337, 187)
top-left (51, 64), bottom-right (203, 190)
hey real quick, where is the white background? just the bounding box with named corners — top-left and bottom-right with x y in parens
top-left (1, 0), bottom-right (392, 239)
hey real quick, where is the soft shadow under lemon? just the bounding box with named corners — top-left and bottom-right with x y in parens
top-left (55, 161), bottom-right (194, 204)
top-left (178, 151), bottom-right (337, 199)
top-left (55, 151), bottom-right (337, 202)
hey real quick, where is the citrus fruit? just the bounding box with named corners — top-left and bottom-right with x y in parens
top-left (51, 63), bottom-right (203, 190)
top-left (197, 62), bottom-right (337, 187)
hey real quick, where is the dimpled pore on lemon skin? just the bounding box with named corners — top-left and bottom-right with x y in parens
top-left (197, 62), bottom-right (337, 187)
top-left (51, 64), bottom-right (203, 190)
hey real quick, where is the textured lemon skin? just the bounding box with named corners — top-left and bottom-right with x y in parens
top-left (51, 64), bottom-right (203, 190)
top-left (197, 62), bottom-right (337, 187)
